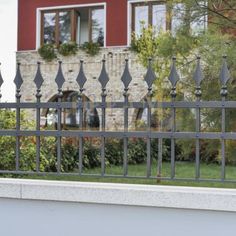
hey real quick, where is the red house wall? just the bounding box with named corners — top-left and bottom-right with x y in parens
top-left (18, 0), bottom-right (128, 51)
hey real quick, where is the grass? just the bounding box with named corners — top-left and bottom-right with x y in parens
top-left (17, 161), bottom-right (236, 189)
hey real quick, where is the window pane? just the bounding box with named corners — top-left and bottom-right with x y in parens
top-left (43, 12), bottom-right (56, 44)
top-left (134, 5), bottom-right (148, 36)
top-left (91, 8), bottom-right (104, 46)
top-left (152, 4), bottom-right (166, 33)
top-left (190, 1), bottom-right (207, 35)
top-left (59, 11), bottom-right (71, 44)
top-left (171, 3), bottom-right (185, 35)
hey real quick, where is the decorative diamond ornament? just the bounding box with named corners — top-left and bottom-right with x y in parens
top-left (98, 59), bottom-right (109, 89)
top-left (14, 63), bottom-right (23, 90)
top-left (34, 62), bottom-right (44, 89)
top-left (121, 59), bottom-right (132, 89)
top-left (76, 60), bottom-right (87, 90)
top-left (168, 57), bottom-right (179, 87)
top-left (55, 61), bottom-right (65, 89)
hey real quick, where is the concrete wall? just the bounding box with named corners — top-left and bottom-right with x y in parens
top-left (1, 198), bottom-right (236, 236)
top-left (1, 179), bottom-right (236, 236)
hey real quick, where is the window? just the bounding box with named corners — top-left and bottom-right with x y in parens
top-left (131, 1), bottom-right (206, 37)
top-left (41, 6), bottom-right (105, 47)
top-left (132, 1), bottom-right (167, 36)
top-left (45, 91), bottom-right (99, 130)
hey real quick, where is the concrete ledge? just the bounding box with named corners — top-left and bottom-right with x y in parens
top-left (0, 178), bottom-right (236, 212)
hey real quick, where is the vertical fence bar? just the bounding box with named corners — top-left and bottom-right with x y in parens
top-left (157, 138), bottom-right (163, 178)
top-left (78, 92), bottom-right (84, 175)
top-left (76, 60), bottom-right (87, 175)
top-left (221, 95), bottom-right (226, 181)
top-left (121, 59), bottom-right (132, 176)
top-left (146, 92), bottom-right (152, 178)
top-left (168, 57), bottom-right (179, 179)
top-left (123, 88), bottom-right (129, 177)
top-left (157, 108), bottom-right (163, 178)
top-left (98, 58), bottom-right (109, 176)
top-left (144, 58), bottom-right (156, 178)
top-left (14, 63), bottom-right (23, 172)
top-left (170, 95), bottom-right (176, 179)
top-left (101, 93), bottom-right (106, 176)
top-left (55, 61), bottom-right (65, 173)
top-left (34, 62), bottom-right (44, 173)
top-left (193, 57), bottom-right (203, 180)
top-left (195, 94), bottom-right (201, 180)
top-left (220, 56), bottom-right (230, 181)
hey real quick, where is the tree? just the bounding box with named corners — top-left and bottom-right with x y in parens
top-left (131, 0), bottom-right (236, 164)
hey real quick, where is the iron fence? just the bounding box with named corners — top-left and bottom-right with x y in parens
top-left (0, 56), bottom-right (235, 183)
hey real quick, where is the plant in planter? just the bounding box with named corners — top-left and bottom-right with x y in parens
top-left (58, 41), bottom-right (78, 56)
top-left (38, 43), bottom-right (57, 62)
top-left (81, 42), bottom-right (101, 56)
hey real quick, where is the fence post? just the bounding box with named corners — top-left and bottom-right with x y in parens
top-left (76, 60), bottom-right (87, 175)
top-left (220, 56), bottom-right (230, 181)
top-left (14, 63), bottom-right (23, 171)
top-left (168, 57), bottom-right (179, 179)
top-left (144, 58), bottom-right (156, 178)
top-left (55, 61), bottom-right (65, 173)
top-left (98, 58), bottom-right (109, 176)
top-left (193, 57), bottom-right (203, 180)
top-left (34, 62), bottom-right (44, 173)
top-left (121, 59), bottom-right (132, 176)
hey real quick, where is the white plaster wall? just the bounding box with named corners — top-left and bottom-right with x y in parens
top-left (1, 179), bottom-right (236, 236)
top-left (0, 198), bottom-right (236, 236)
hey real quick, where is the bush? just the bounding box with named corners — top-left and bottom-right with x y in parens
top-left (38, 43), bottom-right (57, 61)
top-left (58, 42), bottom-right (78, 56)
top-left (81, 42), bottom-right (100, 56)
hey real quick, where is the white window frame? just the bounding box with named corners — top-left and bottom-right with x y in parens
top-left (36, 2), bottom-right (107, 50)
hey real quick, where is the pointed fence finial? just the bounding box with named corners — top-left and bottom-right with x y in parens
top-left (220, 55), bottom-right (230, 87)
top-left (14, 63), bottom-right (23, 91)
top-left (168, 57), bottom-right (179, 98)
top-left (34, 62), bottom-right (44, 91)
top-left (76, 60), bottom-right (87, 92)
top-left (55, 61), bottom-right (65, 92)
top-left (98, 59), bottom-right (109, 90)
top-left (144, 58), bottom-right (156, 90)
top-left (168, 57), bottom-right (179, 87)
top-left (121, 59), bottom-right (132, 90)
top-left (0, 63), bottom-right (3, 99)
top-left (193, 57), bottom-right (203, 87)
top-left (220, 56), bottom-right (230, 97)
top-left (193, 57), bottom-right (203, 97)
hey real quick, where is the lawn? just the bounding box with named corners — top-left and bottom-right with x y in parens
top-left (20, 161), bottom-right (236, 189)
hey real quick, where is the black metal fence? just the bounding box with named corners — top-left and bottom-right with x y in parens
top-left (0, 56), bottom-right (235, 183)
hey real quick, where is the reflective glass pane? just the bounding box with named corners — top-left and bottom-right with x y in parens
top-left (171, 3), bottom-right (185, 35)
top-left (190, 1), bottom-right (207, 35)
top-left (59, 11), bottom-right (71, 44)
top-left (135, 5), bottom-right (148, 36)
top-left (91, 8), bottom-right (104, 46)
top-left (152, 4), bottom-right (166, 33)
top-left (44, 12), bottom-right (56, 44)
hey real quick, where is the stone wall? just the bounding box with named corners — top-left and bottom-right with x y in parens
top-left (16, 47), bottom-right (148, 130)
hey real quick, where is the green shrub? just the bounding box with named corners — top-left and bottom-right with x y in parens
top-left (38, 44), bottom-right (57, 62)
top-left (105, 139), bottom-right (123, 166)
top-left (81, 42), bottom-right (100, 56)
top-left (58, 42), bottom-right (78, 56)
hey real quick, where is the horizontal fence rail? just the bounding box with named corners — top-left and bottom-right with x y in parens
top-left (0, 56), bottom-right (235, 183)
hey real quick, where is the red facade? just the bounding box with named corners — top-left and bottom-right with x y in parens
top-left (18, 0), bottom-right (128, 51)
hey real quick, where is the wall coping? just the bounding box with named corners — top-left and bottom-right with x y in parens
top-left (0, 178), bottom-right (236, 212)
